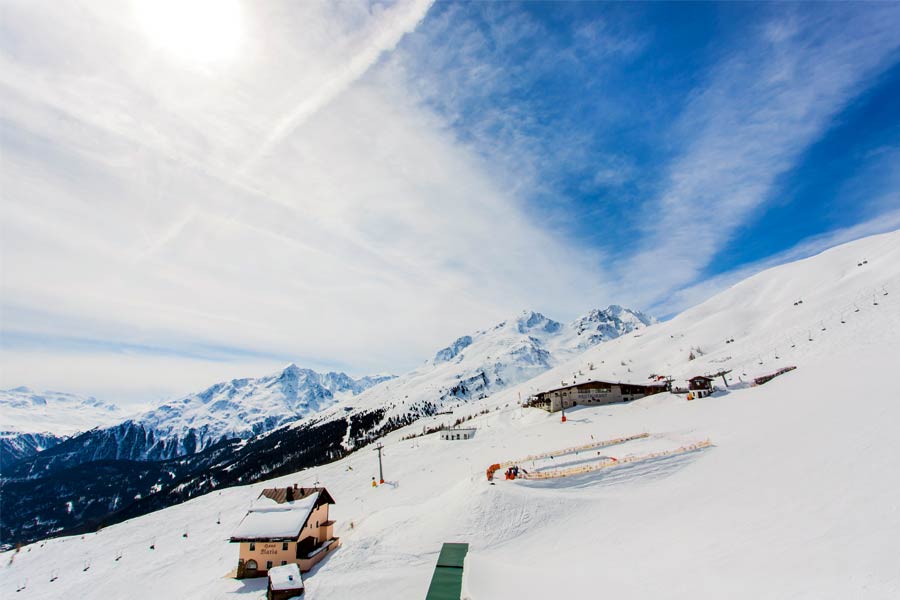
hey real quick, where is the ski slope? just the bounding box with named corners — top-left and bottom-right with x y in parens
top-left (2, 230), bottom-right (898, 599)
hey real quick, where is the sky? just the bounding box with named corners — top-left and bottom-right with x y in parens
top-left (1, 0), bottom-right (898, 405)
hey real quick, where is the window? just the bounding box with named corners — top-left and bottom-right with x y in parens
top-left (245, 559), bottom-right (258, 571)
top-left (249, 542), bottom-right (255, 551)
top-left (281, 561), bottom-right (287, 566)
top-left (316, 520), bottom-right (319, 528)
top-left (266, 561), bottom-right (273, 570)
top-left (282, 542), bottom-right (289, 551)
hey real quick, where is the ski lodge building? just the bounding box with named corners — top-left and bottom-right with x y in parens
top-left (528, 379), bottom-right (667, 413)
top-left (440, 427), bottom-right (476, 441)
top-left (688, 375), bottom-right (715, 398)
top-left (231, 485), bottom-right (339, 579)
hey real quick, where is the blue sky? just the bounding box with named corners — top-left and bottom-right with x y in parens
top-left (393, 1), bottom-right (900, 311)
top-left (1, 0), bottom-right (898, 403)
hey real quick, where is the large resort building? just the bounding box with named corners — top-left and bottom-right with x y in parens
top-left (528, 379), bottom-right (667, 412)
top-left (231, 485), bottom-right (339, 579)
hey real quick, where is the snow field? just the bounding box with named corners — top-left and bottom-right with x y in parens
top-left (2, 230), bottom-right (899, 599)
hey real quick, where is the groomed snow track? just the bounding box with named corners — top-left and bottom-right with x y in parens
top-left (521, 439), bottom-right (712, 480)
top-left (486, 433), bottom-right (650, 480)
top-left (488, 433), bottom-right (712, 481)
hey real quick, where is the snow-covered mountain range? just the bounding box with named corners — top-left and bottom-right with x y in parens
top-left (313, 306), bottom-right (655, 442)
top-left (0, 387), bottom-right (123, 435)
top-left (8, 305), bottom-right (651, 468)
top-left (0, 388), bottom-right (126, 467)
top-left (135, 365), bottom-right (395, 455)
top-left (0, 305), bottom-right (652, 543)
top-left (12, 367), bottom-right (397, 466)
top-left (3, 230), bottom-right (897, 599)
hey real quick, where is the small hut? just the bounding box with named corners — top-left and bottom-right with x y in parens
top-left (267, 563), bottom-right (304, 599)
top-left (440, 427), bottom-right (476, 441)
top-left (688, 376), bottom-right (714, 398)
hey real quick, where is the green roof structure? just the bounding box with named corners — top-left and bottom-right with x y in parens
top-left (425, 542), bottom-right (469, 600)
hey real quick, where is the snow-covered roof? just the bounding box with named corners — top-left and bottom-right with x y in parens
top-left (230, 492), bottom-right (319, 541)
top-left (267, 563), bottom-right (303, 591)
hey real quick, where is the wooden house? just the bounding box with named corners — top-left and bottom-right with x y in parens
top-left (231, 485), bottom-right (339, 578)
top-left (688, 376), bottom-right (715, 398)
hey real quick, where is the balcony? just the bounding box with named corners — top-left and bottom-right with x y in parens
top-left (297, 537), bottom-right (341, 572)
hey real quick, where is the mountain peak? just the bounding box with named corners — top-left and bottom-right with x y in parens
top-left (434, 335), bottom-right (474, 364)
top-left (131, 363), bottom-right (396, 457)
top-left (515, 310), bottom-right (562, 334)
top-left (280, 363), bottom-right (306, 376)
top-left (571, 305), bottom-right (654, 346)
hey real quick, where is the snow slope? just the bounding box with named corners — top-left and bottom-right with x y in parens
top-left (2, 230), bottom-right (898, 599)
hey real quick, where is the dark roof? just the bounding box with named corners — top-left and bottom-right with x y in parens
top-left (259, 485), bottom-right (336, 506)
top-left (690, 375), bottom-right (714, 381)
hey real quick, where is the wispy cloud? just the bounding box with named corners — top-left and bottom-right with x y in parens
top-left (2, 2), bottom-right (898, 403)
top-left (622, 5), bottom-right (900, 309)
top-left (238, 0), bottom-right (434, 176)
top-left (391, 3), bottom-right (900, 315)
top-left (0, 0), bottom-right (607, 401)
top-left (387, 2), bottom-right (650, 206)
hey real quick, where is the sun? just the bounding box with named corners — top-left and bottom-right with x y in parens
top-left (134, 0), bottom-right (243, 66)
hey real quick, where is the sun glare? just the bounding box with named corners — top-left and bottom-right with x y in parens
top-left (134, 0), bottom-right (243, 65)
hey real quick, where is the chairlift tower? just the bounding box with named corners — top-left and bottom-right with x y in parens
top-left (373, 442), bottom-right (385, 484)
